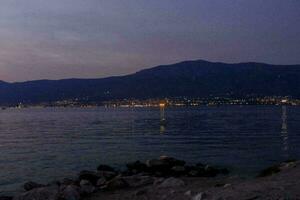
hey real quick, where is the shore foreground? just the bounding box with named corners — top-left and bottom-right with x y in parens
top-left (3, 157), bottom-right (300, 200)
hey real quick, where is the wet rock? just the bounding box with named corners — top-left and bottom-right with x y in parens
top-left (159, 156), bottom-right (186, 166)
top-left (60, 185), bottom-right (80, 200)
top-left (79, 180), bottom-right (95, 195)
top-left (126, 161), bottom-right (148, 174)
top-left (158, 177), bottom-right (185, 188)
top-left (78, 171), bottom-right (99, 186)
top-left (106, 177), bottom-right (129, 190)
top-left (13, 185), bottom-right (59, 200)
top-left (97, 165), bottom-right (115, 172)
top-left (23, 181), bottom-right (45, 191)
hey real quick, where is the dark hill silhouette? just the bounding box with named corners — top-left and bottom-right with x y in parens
top-left (0, 60), bottom-right (299, 105)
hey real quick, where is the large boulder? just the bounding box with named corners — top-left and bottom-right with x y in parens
top-left (23, 181), bottom-right (45, 191)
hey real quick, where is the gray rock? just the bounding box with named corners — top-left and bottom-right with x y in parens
top-left (23, 181), bottom-right (45, 191)
top-left (184, 190), bottom-right (192, 196)
top-left (123, 175), bottom-right (154, 188)
top-left (60, 185), bottom-right (80, 200)
top-left (79, 180), bottom-right (95, 195)
top-left (13, 185), bottom-right (59, 200)
top-left (158, 177), bottom-right (185, 188)
top-left (192, 192), bottom-right (207, 200)
top-left (96, 177), bottom-right (107, 187)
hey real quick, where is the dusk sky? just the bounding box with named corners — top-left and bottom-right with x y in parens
top-left (0, 0), bottom-right (299, 82)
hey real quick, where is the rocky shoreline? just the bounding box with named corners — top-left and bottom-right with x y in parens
top-left (1, 157), bottom-right (299, 200)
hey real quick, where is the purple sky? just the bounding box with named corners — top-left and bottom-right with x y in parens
top-left (0, 0), bottom-right (299, 82)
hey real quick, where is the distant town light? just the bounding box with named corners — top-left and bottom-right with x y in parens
top-left (159, 103), bottom-right (166, 107)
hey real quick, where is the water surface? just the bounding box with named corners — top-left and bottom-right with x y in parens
top-left (0, 106), bottom-right (299, 195)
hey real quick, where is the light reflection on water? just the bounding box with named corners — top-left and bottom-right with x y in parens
top-left (0, 106), bottom-right (300, 195)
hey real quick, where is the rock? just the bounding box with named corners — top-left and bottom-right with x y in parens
top-left (158, 177), bottom-right (185, 188)
top-left (188, 169), bottom-right (201, 177)
top-left (153, 178), bottom-right (165, 186)
top-left (60, 178), bottom-right (75, 186)
top-left (60, 185), bottom-right (80, 200)
top-left (96, 171), bottom-right (117, 180)
top-left (123, 175), bottom-right (154, 188)
top-left (223, 183), bottom-right (231, 188)
top-left (23, 181), bottom-right (45, 191)
top-left (192, 192), bottom-right (207, 200)
top-left (97, 165), bottom-right (115, 172)
top-left (78, 171), bottom-right (99, 186)
top-left (79, 180), bottom-right (95, 195)
top-left (13, 185), bottom-right (59, 200)
top-left (135, 188), bottom-right (148, 196)
top-left (159, 156), bottom-right (186, 166)
top-left (126, 161), bottom-right (148, 174)
top-left (96, 177), bottom-right (107, 187)
top-left (146, 159), bottom-right (170, 175)
top-left (203, 165), bottom-right (219, 177)
top-left (184, 190), bottom-right (192, 196)
top-left (171, 166), bottom-right (186, 176)
top-left (106, 177), bottom-right (129, 190)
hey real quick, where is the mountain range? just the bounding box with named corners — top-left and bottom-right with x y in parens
top-left (0, 60), bottom-right (299, 105)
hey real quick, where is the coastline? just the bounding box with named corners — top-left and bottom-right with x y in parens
top-left (2, 157), bottom-right (299, 200)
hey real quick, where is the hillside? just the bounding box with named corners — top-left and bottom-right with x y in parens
top-left (0, 60), bottom-right (299, 105)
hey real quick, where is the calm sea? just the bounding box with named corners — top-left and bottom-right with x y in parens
top-left (0, 106), bottom-right (299, 195)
